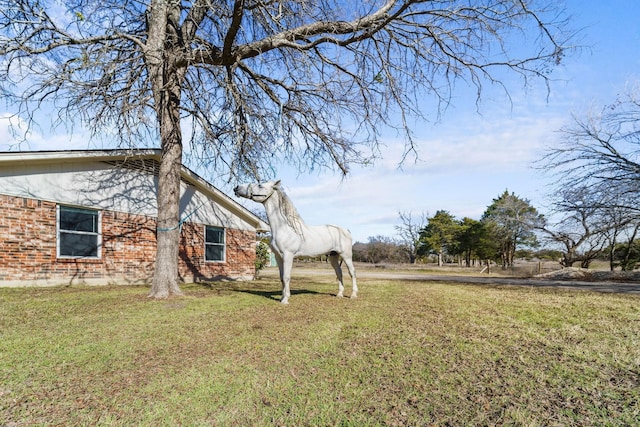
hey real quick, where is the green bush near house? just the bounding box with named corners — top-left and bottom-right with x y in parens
top-left (255, 240), bottom-right (270, 275)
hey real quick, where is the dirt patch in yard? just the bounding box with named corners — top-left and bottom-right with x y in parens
top-left (536, 267), bottom-right (640, 282)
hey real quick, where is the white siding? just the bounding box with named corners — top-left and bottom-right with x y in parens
top-left (0, 159), bottom-right (254, 231)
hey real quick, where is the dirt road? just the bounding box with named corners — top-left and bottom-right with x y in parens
top-left (267, 267), bottom-right (640, 296)
top-left (361, 271), bottom-right (640, 295)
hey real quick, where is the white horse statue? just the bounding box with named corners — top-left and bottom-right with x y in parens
top-left (234, 180), bottom-right (357, 304)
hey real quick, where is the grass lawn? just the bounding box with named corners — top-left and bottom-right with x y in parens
top-left (1, 273), bottom-right (639, 426)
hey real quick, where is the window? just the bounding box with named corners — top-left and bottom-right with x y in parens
top-left (57, 206), bottom-right (101, 258)
top-left (205, 226), bottom-right (225, 262)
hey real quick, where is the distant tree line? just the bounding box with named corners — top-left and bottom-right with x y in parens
top-left (354, 84), bottom-right (640, 271)
top-left (251, 85), bottom-right (640, 271)
top-left (354, 190), bottom-right (546, 267)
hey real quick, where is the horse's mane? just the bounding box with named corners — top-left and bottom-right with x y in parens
top-left (274, 184), bottom-right (304, 236)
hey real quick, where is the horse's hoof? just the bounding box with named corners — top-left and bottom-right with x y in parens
top-left (280, 299), bottom-right (289, 305)
top-left (350, 294), bottom-right (358, 299)
top-left (336, 293), bottom-right (344, 298)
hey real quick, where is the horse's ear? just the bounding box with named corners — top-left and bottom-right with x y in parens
top-left (274, 179), bottom-right (281, 187)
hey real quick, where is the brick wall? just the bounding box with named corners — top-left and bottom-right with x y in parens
top-left (0, 195), bottom-right (57, 282)
top-left (0, 194), bottom-right (256, 285)
top-left (179, 223), bottom-right (256, 282)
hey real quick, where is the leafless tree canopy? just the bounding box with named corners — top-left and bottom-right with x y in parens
top-left (541, 85), bottom-right (640, 194)
top-left (539, 84), bottom-right (640, 268)
top-left (1, 0), bottom-right (573, 297)
top-left (395, 210), bottom-right (427, 263)
top-left (2, 0), bottom-right (570, 179)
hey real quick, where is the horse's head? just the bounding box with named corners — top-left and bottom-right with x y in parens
top-left (234, 180), bottom-right (281, 203)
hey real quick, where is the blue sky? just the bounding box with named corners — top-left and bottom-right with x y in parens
top-left (272, 0), bottom-right (640, 242)
top-left (2, 0), bottom-right (639, 242)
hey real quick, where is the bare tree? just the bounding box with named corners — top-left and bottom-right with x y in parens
top-left (395, 210), bottom-right (427, 263)
top-left (363, 235), bottom-right (403, 264)
top-left (596, 194), bottom-right (640, 271)
top-left (541, 83), bottom-right (640, 194)
top-left (540, 187), bottom-right (610, 268)
top-left (540, 84), bottom-right (640, 269)
top-left (551, 190), bottom-right (640, 270)
top-left (0, 1), bottom-right (573, 297)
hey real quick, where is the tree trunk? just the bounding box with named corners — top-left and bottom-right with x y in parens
top-left (621, 242), bottom-right (633, 271)
top-left (561, 247), bottom-right (576, 267)
top-left (149, 138), bottom-right (184, 298)
top-left (148, 69), bottom-right (185, 297)
top-left (145, 0), bottom-right (186, 298)
top-left (621, 225), bottom-right (639, 271)
top-left (506, 240), bottom-right (515, 267)
top-left (609, 245), bottom-right (616, 271)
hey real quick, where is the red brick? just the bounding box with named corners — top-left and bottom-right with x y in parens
top-left (0, 194), bottom-right (256, 284)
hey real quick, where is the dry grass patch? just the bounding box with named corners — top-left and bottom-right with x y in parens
top-left (1, 276), bottom-right (639, 426)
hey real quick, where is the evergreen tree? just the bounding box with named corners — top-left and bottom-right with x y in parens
top-left (482, 191), bottom-right (545, 267)
top-left (455, 217), bottom-right (485, 267)
top-left (418, 210), bottom-right (460, 266)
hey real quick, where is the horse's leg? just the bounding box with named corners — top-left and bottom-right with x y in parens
top-left (329, 252), bottom-right (345, 297)
top-left (343, 256), bottom-right (358, 299)
top-left (280, 253), bottom-right (293, 304)
top-left (273, 251), bottom-right (284, 284)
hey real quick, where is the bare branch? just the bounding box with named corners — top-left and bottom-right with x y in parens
top-left (2, 0), bottom-right (574, 180)
top-left (0, 0), bottom-right (576, 296)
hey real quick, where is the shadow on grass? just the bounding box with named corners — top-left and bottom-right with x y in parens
top-left (195, 281), bottom-right (328, 302)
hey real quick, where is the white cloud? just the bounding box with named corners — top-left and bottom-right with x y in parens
top-left (277, 102), bottom-right (566, 242)
top-left (0, 112), bottom-right (96, 151)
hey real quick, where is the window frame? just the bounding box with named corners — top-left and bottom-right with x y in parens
top-left (204, 225), bottom-right (226, 263)
top-left (57, 205), bottom-right (102, 259)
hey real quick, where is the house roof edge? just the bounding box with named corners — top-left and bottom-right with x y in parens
top-left (0, 148), bottom-right (268, 232)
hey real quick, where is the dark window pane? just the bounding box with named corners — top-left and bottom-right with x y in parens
top-left (205, 227), bottom-right (224, 244)
top-left (60, 207), bottom-right (98, 232)
top-left (60, 232), bottom-right (98, 257)
top-left (58, 206), bottom-right (100, 258)
top-left (205, 244), bottom-right (224, 261)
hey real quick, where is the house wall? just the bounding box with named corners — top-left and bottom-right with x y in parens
top-left (0, 194), bottom-right (256, 286)
top-left (0, 159), bottom-right (255, 232)
top-left (179, 222), bottom-right (256, 281)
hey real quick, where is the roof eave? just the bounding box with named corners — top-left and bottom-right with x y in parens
top-left (0, 149), bottom-right (268, 232)
top-left (0, 148), bottom-right (162, 164)
top-left (179, 166), bottom-right (269, 232)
